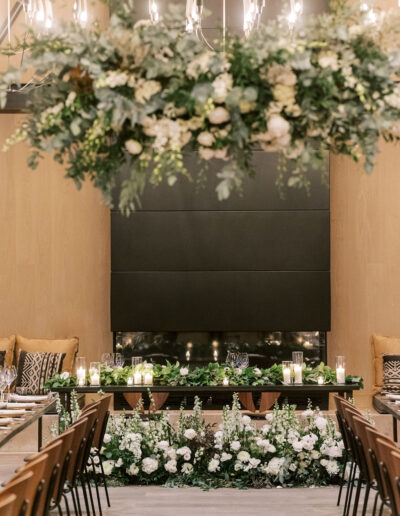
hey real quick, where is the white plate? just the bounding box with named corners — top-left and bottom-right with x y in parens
top-left (6, 403), bottom-right (37, 408)
top-left (9, 395), bottom-right (49, 402)
top-left (386, 394), bottom-right (400, 400)
top-left (0, 409), bottom-right (29, 416)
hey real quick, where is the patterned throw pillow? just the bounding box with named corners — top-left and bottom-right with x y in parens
top-left (0, 350), bottom-right (6, 368)
top-left (383, 354), bottom-right (400, 393)
top-left (16, 350), bottom-right (65, 395)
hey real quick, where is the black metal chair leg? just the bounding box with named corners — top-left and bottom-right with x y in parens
top-left (345, 464), bottom-right (357, 516)
top-left (338, 452), bottom-right (348, 506)
top-left (84, 470), bottom-right (97, 515)
top-left (90, 465), bottom-right (103, 516)
top-left (62, 494), bottom-right (71, 516)
top-left (352, 478), bottom-right (363, 516)
top-left (99, 458), bottom-right (111, 508)
top-left (378, 501), bottom-right (384, 516)
top-left (361, 483), bottom-right (371, 516)
top-left (344, 462), bottom-right (355, 516)
top-left (74, 485), bottom-right (84, 516)
top-left (70, 488), bottom-right (80, 516)
top-left (57, 503), bottom-right (63, 516)
top-left (372, 491), bottom-right (379, 516)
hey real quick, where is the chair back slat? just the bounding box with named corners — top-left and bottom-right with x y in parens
top-left (0, 471), bottom-right (34, 516)
top-left (0, 493), bottom-right (17, 516)
top-left (67, 416), bottom-right (88, 483)
top-left (376, 436), bottom-right (400, 512)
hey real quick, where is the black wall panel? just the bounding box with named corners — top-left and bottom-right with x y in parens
top-left (111, 151), bottom-right (330, 332)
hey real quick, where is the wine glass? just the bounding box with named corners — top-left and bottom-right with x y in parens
top-left (226, 351), bottom-right (236, 368)
top-left (239, 352), bottom-right (249, 369)
top-left (4, 366), bottom-right (16, 402)
top-left (0, 369), bottom-right (7, 404)
top-left (114, 353), bottom-right (124, 369)
top-left (101, 353), bottom-right (114, 367)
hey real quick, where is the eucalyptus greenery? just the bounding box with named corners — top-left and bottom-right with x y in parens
top-left (1, 0), bottom-right (400, 213)
top-left (44, 361), bottom-right (363, 389)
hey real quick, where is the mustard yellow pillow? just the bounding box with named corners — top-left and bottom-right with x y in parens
top-left (0, 335), bottom-right (16, 367)
top-left (371, 333), bottom-right (400, 389)
top-left (16, 335), bottom-right (79, 373)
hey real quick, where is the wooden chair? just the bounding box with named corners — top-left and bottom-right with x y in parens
top-left (365, 426), bottom-right (398, 515)
top-left (390, 450), bottom-right (400, 516)
top-left (376, 437), bottom-right (400, 515)
top-left (64, 417), bottom-right (88, 515)
top-left (12, 454), bottom-right (48, 515)
top-left (0, 470), bottom-right (34, 516)
top-left (76, 409), bottom-right (99, 515)
top-left (0, 493), bottom-right (18, 516)
top-left (333, 395), bottom-right (353, 508)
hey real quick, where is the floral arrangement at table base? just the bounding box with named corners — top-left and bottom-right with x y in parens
top-left (45, 361), bottom-right (363, 389)
top-left (2, 1), bottom-right (400, 213)
top-left (96, 394), bottom-right (344, 489)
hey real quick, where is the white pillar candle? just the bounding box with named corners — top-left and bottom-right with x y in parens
top-left (90, 373), bottom-right (100, 386)
top-left (77, 367), bottom-right (86, 386)
top-left (127, 377), bottom-right (133, 386)
top-left (283, 367), bottom-right (291, 385)
top-left (186, 350), bottom-right (191, 361)
top-left (317, 376), bottom-right (324, 385)
top-left (134, 372), bottom-right (142, 385)
top-left (293, 364), bottom-right (302, 384)
top-left (336, 366), bottom-right (345, 384)
top-left (144, 372), bottom-right (153, 385)
top-left (223, 377), bottom-right (229, 386)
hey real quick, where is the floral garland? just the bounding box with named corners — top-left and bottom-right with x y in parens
top-left (1, 1), bottom-right (400, 213)
top-left (95, 395), bottom-right (345, 488)
top-left (45, 361), bottom-right (363, 388)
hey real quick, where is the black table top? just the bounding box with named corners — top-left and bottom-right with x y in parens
top-left (51, 383), bottom-right (360, 394)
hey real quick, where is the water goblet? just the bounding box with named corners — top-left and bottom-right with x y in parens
top-left (4, 366), bottom-right (16, 402)
top-left (114, 353), bottom-right (124, 369)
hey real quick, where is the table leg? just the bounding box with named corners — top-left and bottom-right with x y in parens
top-left (393, 416), bottom-right (398, 442)
top-left (38, 416), bottom-right (42, 451)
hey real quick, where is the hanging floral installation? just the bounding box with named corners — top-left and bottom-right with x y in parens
top-left (1, 0), bottom-right (400, 213)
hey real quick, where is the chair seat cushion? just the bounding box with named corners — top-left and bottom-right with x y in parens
top-left (16, 350), bottom-right (65, 394)
top-left (16, 335), bottom-right (78, 373)
top-left (0, 336), bottom-right (15, 367)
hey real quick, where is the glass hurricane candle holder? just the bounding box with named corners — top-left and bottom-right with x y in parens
top-left (223, 377), bottom-right (229, 386)
top-left (336, 356), bottom-right (346, 384)
top-left (127, 375), bottom-right (134, 386)
top-left (292, 351), bottom-right (303, 384)
top-left (282, 361), bottom-right (293, 385)
top-left (317, 376), bottom-right (324, 385)
top-left (89, 362), bottom-right (101, 386)
top-left (144, 371), bottom-right (153, 385)
top-left (76, 357), bottom-right (86, 386)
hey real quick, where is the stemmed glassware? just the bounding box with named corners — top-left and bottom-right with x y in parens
top-left (0, 369), bottom-right (7, 404)
top-left (101, 353), bottom-right (114, 367)
top-left (114, 353), bottom-right (124, 369)
top-left (226, 351), bottom-right (249, 369)
top-left (4, 366), bottom-right (17, 402)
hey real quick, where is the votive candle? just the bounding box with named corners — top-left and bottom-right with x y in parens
top-left (76, 357), bottom-right (86, 386)
top-left (293, 364), bottom-right (302, 384)
top-left (317, 376), bottom-right (324, 385)
top-left (336, 356), bottom-right (346, 384)
top-left (223, 377), bottom-right (229, 386)
top-left (90, 372), bottom-right (100, 386)
top-left (127, 376), bottom-right (134, 386)
top-left (134, 371), bottom-right (142, 385)
top-left (144, 372), bottom-right (153, 385)
top-left (282, 361), bottom-right (293, 385)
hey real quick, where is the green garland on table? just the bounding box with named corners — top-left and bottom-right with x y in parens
top-left (44, 361), bottom-right (363, 389)
top-left (2, 0), bottom-right (400, 213)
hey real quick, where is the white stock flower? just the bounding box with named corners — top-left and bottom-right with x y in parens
top-left (242, 415), bottom-right (251, 425)
top-left (315, 416), bottom-right (328, 432)
top-left (184, 428), bottom-right (197, 440)
top-left (208, 107), bottom-right (230, 125)
top-left (180, 367), bottom-right (189, 376)
top-left (102, 460), bottom-right (115, 476)
top-left (182, 462), bottom-right (194, 474)
top-left (125, 139), bottom-right (143, 155)
top-left (302, 409), bottom-right (314, 417)
top-left (165, 459), bottom-right (177, 473)
top-left (197, 132), bottom-right (215, 147)
top-left (230, 440), bottom-right (241, 452)
top-left (265, 414), bottom-right (273, 423)
top-left (208, 458), bottom-right (220, 472)
top-left (142, 457), bottom-right (159, 474)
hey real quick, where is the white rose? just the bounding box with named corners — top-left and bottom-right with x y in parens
top-left (197, 132), bottom-right (215, 147)
top-left (208, 458), bottom-right (220, 472)
top-left (157, 440), bottom-right (170, 451)
top-left (142, 457), bottom-right (159, 474)
top-left (267, 114), bottom-right (290, 139)
top-left (125, 139), bottom-right (143, 155)
top-left (181, 462), bottom-right (194, 475)
top-left (180, 367), bottom-right (189, 376)
top-left (184, 428), bottom-right (197, 440)
top-left (213, 147), bottom-right (228, 160)
top-left (254, 368), bottom-right (262, 376)
top-left (127, 463), bottom-right (139, 475)
top-left (102, 460), bottom-right (115, 476)
top-left (230, 440), bottom-right (241, 452)
top-left (212, 73), bottom-right (233, 103)
top-left (208, 107), bottom-right (230, 125)
top-left (237, 451), bottom-right (250, 463)
top-left (164, 459), bottom-right (177, 473)
top-left (221, 452), bottom-right (232, 462)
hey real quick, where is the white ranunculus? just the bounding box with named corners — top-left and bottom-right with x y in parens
top-left (181, 462), bottom-right (194, 475)
top-left (208, 107), bottom-right (230, 125)
top-left (127, 463), bottom-right (139, 475)
top-left (180, 367), bottom-right (189, 376)
top-left (221, 452), bottom-right (232, 462)
top-left (318, 50), bottom-right (339, 71)
top-left (142, 457), bottom-right (159, 474)
top-left (165, 459), bottom-right (177, 473)
top-left (267, 114), bottom-right (290, 139)
top-left (212, 73), bottom-right (233, 103)
top-left (60, 372), bottom-right (70, 380)
top-left (125, 139), bottom-right (143, 155)
top-left (197, 132), bottom-right (215, 147)
top-left (208, 458), bottom-right (220, 472)
top-left (230, 440), bottom-right (241, 452)
top-left (184, 428), bottom-right (197, 440)
top-left (102, 460), bottom-right (115, 476)
top-left (237, 451), bottom-right (250, 463)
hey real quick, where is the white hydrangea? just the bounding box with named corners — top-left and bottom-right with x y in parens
top-left (242, 415), bottom-right (251, 425)
top-left (315, 416), bottom-right (328, 433)
top-left (127, 463), bottom-right (139, 475)
top-left (265, 457), bottom-right (285, 476)
top-left (142, 457), bottom-right (159, 474)
top-left (157, 440), bottom-right (170, 451)
top-left (102, 460), bottom-right (115, 476)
